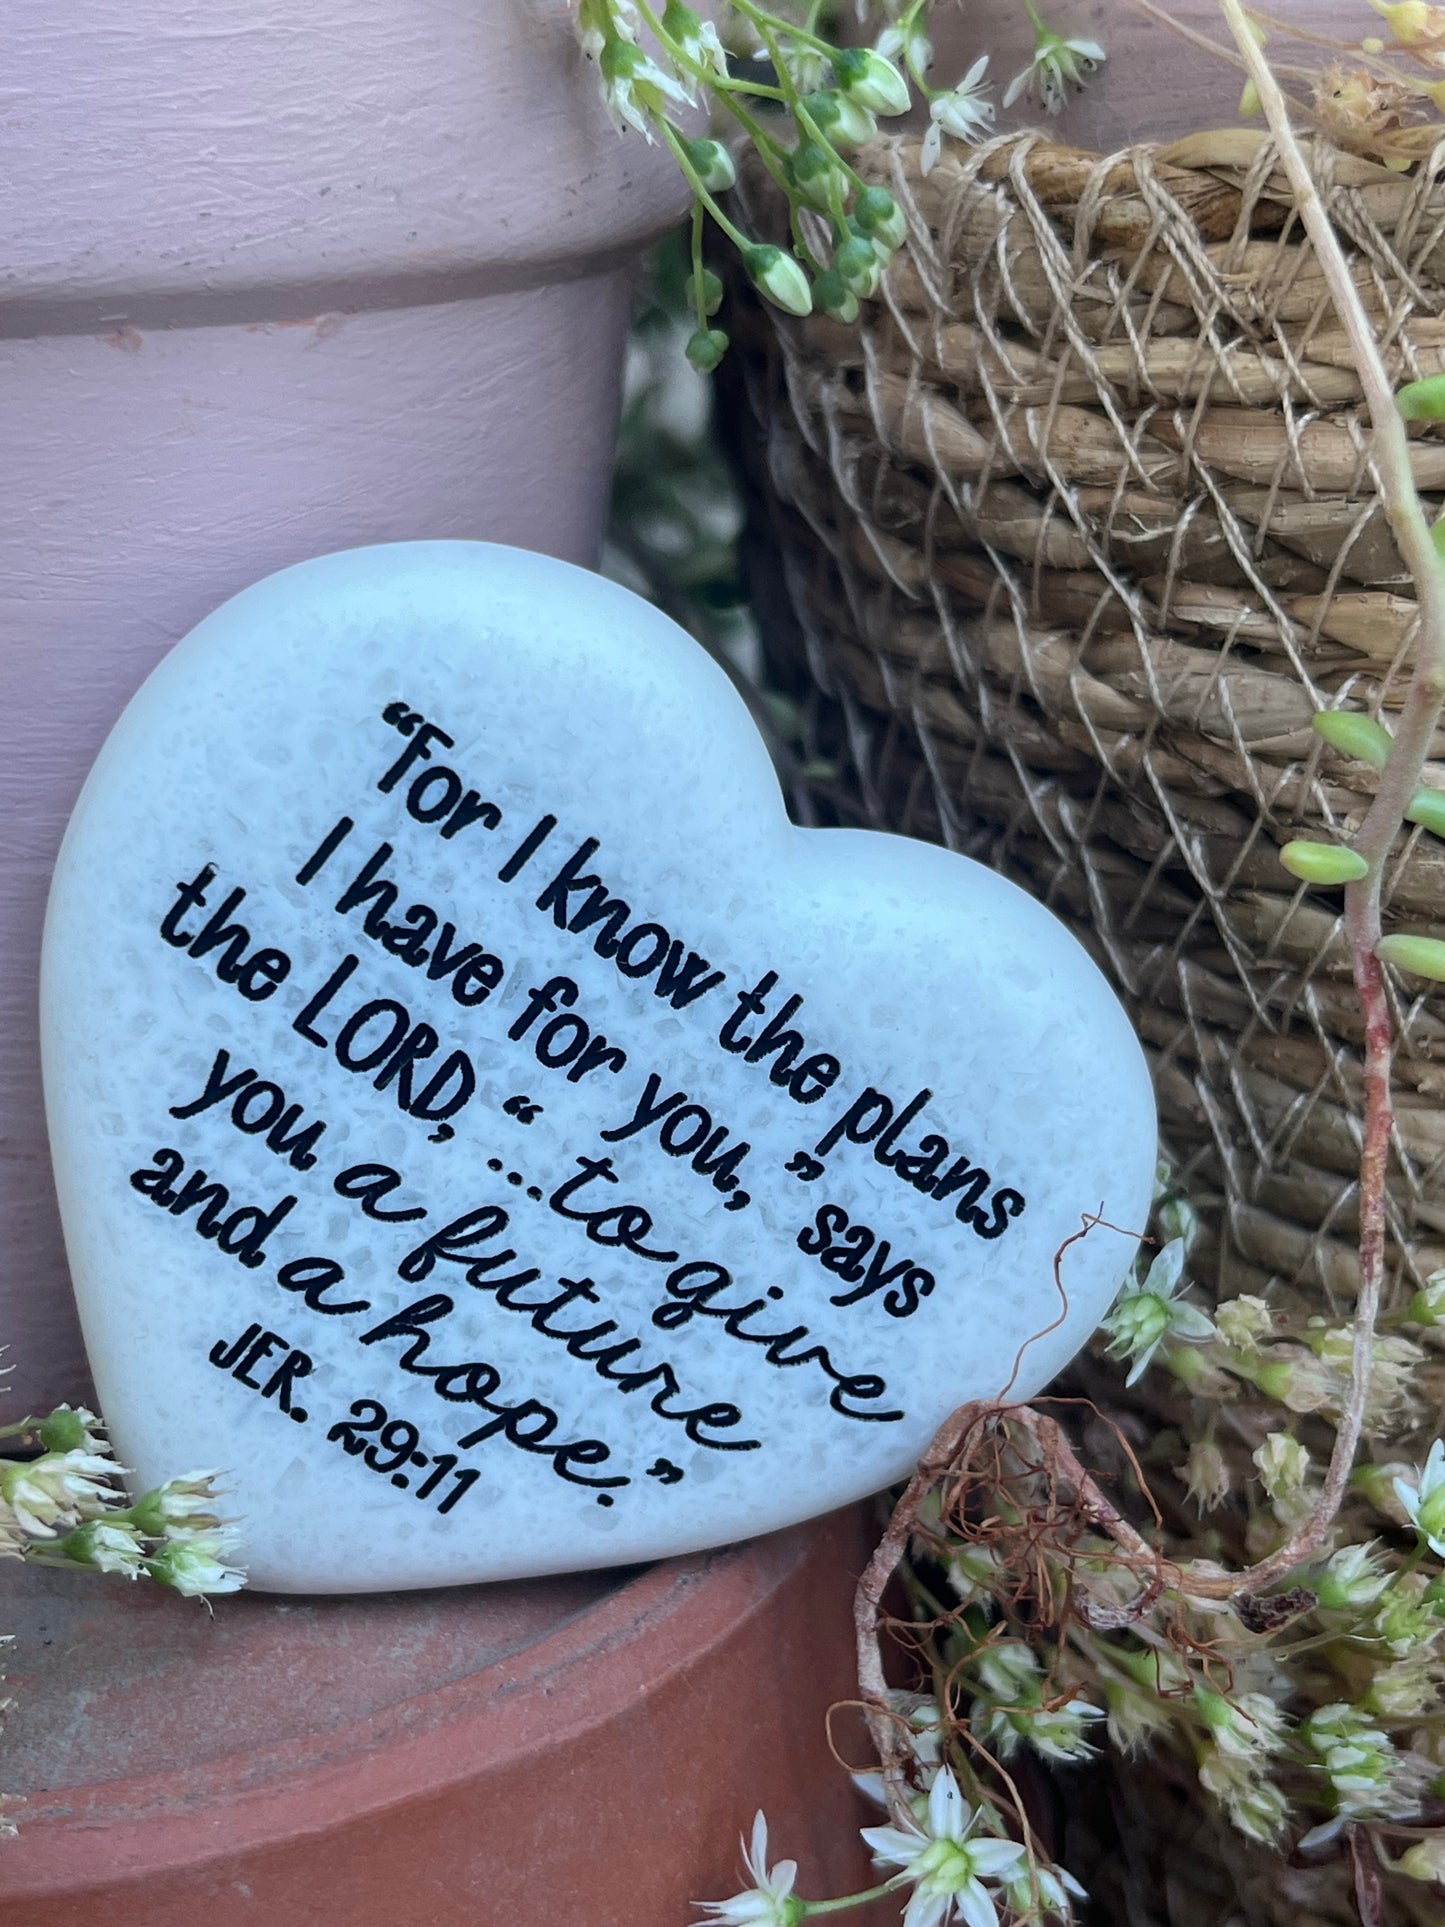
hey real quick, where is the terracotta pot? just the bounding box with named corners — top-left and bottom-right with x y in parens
top-left (931, 1), bottom-right (1367, 151)
top-left (0, 1508), bottom-right (891, 1925)
top-left (0, 0), bottom-right (690, 1415)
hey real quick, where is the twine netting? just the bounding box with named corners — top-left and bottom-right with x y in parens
top-left (724, 127), bottom-right (1445, 1926)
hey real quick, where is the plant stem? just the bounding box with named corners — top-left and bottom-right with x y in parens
top-left (658, 120), bottom-right (752, 250)
top-left (689, 202), bottom-right (708, 331)
top-left (1212, 0), bottom-right (1445, 1593)
top-left (803, 1883), bottom-right (901, 1916)
top-left (730, 0), bottom-right (838, 58)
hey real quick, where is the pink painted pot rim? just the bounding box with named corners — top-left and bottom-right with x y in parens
top-left (0, 1520), bottom-right (839, 1895)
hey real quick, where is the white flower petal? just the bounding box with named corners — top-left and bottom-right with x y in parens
top-left (927, 1767), bottom-right (968, 1842)
top-left (902, 1889), bottom-right (950, 1927)
top-left (953, 1877), bottom-right (1001, 1927)
top-left (862, 1822), bottom-right (923, 1868)
top-left (746, 1813), bottom-right (772, 1882)
top-left (1395, 1477), bottom-right (1424, 1523)
top-left (969, 1839), bottom-right (1029, 1878)
top-left (1144, 1237), bottom-right (1187, 1298)
top-left (1170, 1303), bottom-right (1216, 1340)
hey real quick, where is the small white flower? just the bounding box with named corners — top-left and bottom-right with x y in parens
top-left (1002, 8), bottom-right (1105, 117)
top-left (1214, 1294), bottom-right (1274, 1351)
top-left (877, 19), bottom-right (934, 80)
top-left (696, 1812), bottom-right (803, 1926)
top-left (785, 48), bottom-right (831, 96)
top-left (1197, 1746), bottom-right (1290, 1844)
top-left (1394, 1438), bottom-right (1445, 1559)
top-left (662, 2), bottom-right (728, 81)
top-left (1100, 1239), bottom-right (1213, 1386)
top-left (1304, 1703), bottom-right (1432, 1820)
top-left (863, 1768), bottom-right (1028, 1927)
top-left (146, 1528), bottom-right (245, 1597)
top-left (128, 1469), bottom-right (226, 1539)
top-left (921, 57), bottom-right (995, 174)
top-left (1374, 1570), bottom-right (1445, 1653)
top-left (58, 1518), bottom-right (148, 1577)
top-left (1, 1451), bottom-right (117, 1538)
top-left (574, 0), bottom-right (639, 62)
top-left (1194, 1687), bottom-right (1288, 1761)
top-left (972, 1645), bottom-right (1101, 1764)
top-left (947, 1541), bottom-right (1001, 1605)
top-left (1314, 1542), bottom-right (1390, 1613)
top-left (599, 38), bottom-right (695, 141)
top-left (1253, 1432), bottom-right (1310, 1503)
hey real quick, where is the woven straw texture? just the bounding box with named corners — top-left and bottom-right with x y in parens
top-left (725, 128), bottom-right (1445, 1926)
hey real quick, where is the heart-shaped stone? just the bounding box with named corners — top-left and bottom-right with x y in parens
top-left (43, 543), bottom-right (1156, 1593)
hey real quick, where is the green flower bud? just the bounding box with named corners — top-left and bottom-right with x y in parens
top-left (1279, 839), bottom-right (1369, 885)
top-left (1312, 708), bottom-right (1393, 769)
top-left (684, 327), bottom-right (728, 372)
top-left (1406, 787), bottom-right (1445, 838)
top-left (853, 184), bottom-right (908, 249)
top-left (832, 46), bottom-right (911, 116)
top-left (685, 267), bottom-right (724, 317)
top-left (1378, 933), bottom-right (1445, 981)
top-left (1249, 1351), bottom-right (1334, 1412)
top-left (1397, 372), bottom-right (1445, 419)
top-left (813, 268), bottom-right (859, 322)
top-left (684, 136), bottom-right (736, 194)
top-left (834, 234), bottom-right (881, 296)
top-left (37, 1404), bottom-right (104, 1455)
top-left (800, 88), bottom-right (876, 148)
top-left (743, 244), bottom-right (812, 317)
top-left (788, 138), bottom-right (839, 212)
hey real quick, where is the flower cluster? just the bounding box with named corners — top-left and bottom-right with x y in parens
top-left (0, 1404), bottom-right (244, 1597)
top-left (574, 2), bottom-right (1106, 363)
top-left (967, 1642), bottom-right (1102, 1765)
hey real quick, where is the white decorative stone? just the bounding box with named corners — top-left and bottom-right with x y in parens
top-left (42, 542), bottom-right (1157, 1593)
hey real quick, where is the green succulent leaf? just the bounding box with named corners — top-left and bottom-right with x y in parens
top-left (1312, 709), bottom-right (1394, 770)
top-left (1280, 840), bottom-right (1370, 885)
top-left (1378, 934), bottom-right (1445, 981)
top-left (1406, 788), bottom-right (1445, 839)
top-left (1397, 373), bottom-right (1445, 420)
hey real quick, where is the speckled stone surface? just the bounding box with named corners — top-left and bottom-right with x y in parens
top-left (42, 541), bottom-right (1157, 1592)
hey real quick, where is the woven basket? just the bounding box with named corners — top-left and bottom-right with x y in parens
top-left (725, 128), bottom-right (1445, 1926)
